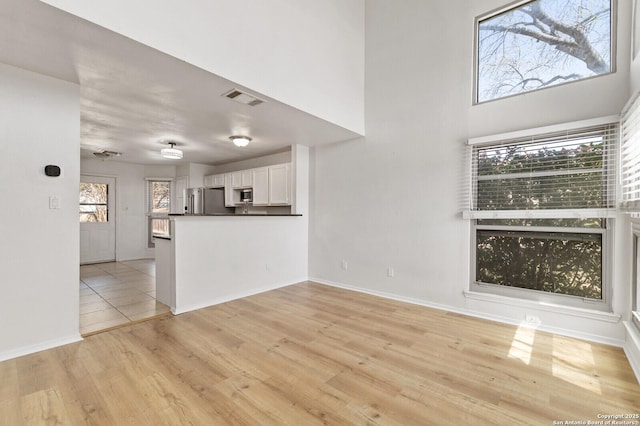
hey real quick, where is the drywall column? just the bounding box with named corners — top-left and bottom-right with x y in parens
top-left (0, 63), bottom-right (81, 360)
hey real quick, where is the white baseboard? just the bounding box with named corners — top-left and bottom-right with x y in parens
top-left (309, 277), bottom-right (625, 348)
top-left (172, 277), bottom-right (307, 315)
top-left (0, 334), bottom-right (83, 363)
top-left (623, 321), bottom-right (640, 384)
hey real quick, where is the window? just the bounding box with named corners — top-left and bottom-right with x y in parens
top-left (466, 119), bottom-right (618, 310)
top-left (147, 179), bottom-right (171, 247)
top-left (632, 226), bottom-right (640, 330)
top-left (80, 182), bottom-right (108, 222)
top-left (475, 0), bottom-right (613, 103)
top-left (622, 92), bottom-right (640, 328)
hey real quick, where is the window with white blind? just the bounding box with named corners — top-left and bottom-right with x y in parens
top-left (622, 93), bottom-right (640, 328)
top-left (147, 179), bottom-right (172, 248)
top-left (622, 93), bottom-right (640, 210)
top-left (466, 118), bottom-right (618, 310)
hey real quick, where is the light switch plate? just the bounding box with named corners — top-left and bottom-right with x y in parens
top-left (49, 196), bottom-right (60, 209)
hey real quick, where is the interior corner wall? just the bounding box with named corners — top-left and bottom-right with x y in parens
top-left (0, 62), bottom-right (81, 360)
top-left (39, 0), bottom-right (365, 136)
top-left (309, 0), bottom-right (633, 345)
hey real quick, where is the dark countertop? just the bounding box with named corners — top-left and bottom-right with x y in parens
top-left (169, 213), bottom-right (302, 217)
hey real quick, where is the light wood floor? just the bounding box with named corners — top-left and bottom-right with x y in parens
top-left (80, 260), bottom-right (170, 335)
top-left (2, 282), bottom-right (638, 425)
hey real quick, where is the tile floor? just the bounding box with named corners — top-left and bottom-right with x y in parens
top-left (79, 259), bottom-right (170, 336)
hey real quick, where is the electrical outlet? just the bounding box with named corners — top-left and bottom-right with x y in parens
top-left (387, 267), bottom-right (394, 277)
top-left (341, 260), bottom-right (348, 271)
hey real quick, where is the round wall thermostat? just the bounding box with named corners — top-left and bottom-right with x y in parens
top-left (44, 165), bottom-right (61, 177)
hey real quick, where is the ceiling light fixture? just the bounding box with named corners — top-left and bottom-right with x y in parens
top-left (230, 135), bottom-right (251, 147)
top-left (161, 142), bottom-right (183, 159)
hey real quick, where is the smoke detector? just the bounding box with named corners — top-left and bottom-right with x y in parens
top-left (222, 88), bottom-right (265, 106)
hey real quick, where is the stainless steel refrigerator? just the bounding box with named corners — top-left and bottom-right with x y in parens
top-left (184, 187), bottom-right (233, 214)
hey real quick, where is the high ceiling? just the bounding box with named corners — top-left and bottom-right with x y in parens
top-left (0, 0), bottom-right (360, 165)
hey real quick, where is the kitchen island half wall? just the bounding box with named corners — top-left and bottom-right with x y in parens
top-left (159, 215), bottom-right (308, 314)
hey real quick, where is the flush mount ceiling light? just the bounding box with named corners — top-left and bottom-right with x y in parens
top-left (230, 135), bottom-right (252, 147)
top-left (161, 141), bottom-right (183, 159)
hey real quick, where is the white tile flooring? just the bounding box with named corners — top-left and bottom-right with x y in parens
top-left (79, 259), bottom-right (170, 335)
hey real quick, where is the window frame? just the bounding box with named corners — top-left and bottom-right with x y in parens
top-left (473, 0), bottom-right (617, 105)
top-left (146, 178), bottom-right (172, 248)
top-left (79, 182), bottom-right (109, 223)
top-left (470, 219), bottom-right (613, 311)
top-left (631, 220), bottom-right (640, 330)
top-left (466, 117), bottom-right (619, 311)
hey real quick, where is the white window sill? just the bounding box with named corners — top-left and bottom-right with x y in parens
top-left (463, 290), bottom-right (621, 323)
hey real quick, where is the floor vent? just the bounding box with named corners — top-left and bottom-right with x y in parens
top-left (222, 88), bottom-right (265, 106)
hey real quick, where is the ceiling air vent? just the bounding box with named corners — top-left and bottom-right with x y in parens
top-left (93, 150), bottom-right (122, 159)
top-left (222, 88), bottom-right (265, 107)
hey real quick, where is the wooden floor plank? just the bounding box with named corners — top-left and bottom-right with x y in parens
top-left (1, 281), bottom-right (638, 425)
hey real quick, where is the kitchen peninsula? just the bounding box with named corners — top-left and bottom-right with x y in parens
top-left (155, 212), bottom-right (307, 315)
top-left (156, 145), bottom-right (310, 315)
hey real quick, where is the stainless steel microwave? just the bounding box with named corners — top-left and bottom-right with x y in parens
top-left (240, 189), bottom-right (253, 202)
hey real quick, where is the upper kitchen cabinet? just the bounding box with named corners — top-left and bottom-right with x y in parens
top-left (268, 164), bottom-right (291, 205)
top-left (240, 163), bottom-right (291, 206)
top-left (252, 167), bottom-right (269, 206)
top-left (224, 174), bottom-right (234, 207)
top-left (204, 173), bottom-right (225, 188)
top-left (231, 170), bottom-right (253, 189)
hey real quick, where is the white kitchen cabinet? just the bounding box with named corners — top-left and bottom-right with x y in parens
top-left (231, 171), bottom-right (242, 188)
top-left (224, 173), bottom-right (234, 207)
top-left (231, 170), bottom-right (253, 189)
top-left (252, 167), bottom-right (269, 206)
top-left (241, 170), bottom-right (253, 187)
top-left (204, 173), bottom-right (225, 188)
top-left (269, 163), bottom-right (291, 205)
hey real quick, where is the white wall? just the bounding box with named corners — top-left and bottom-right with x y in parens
top-left (212, 151), bottom-right (291, 174)
top-left (81, 159), bottom-right (176, 261)
top-left (0, 63), bottom-right (81, 360)
top-left (39, 0), bottom-right (366, 135)
top-left (187, 163), bottom-right (215, 189)
top-left (171, 216), bottom-right (308, 314)
top-left (309, 0), bottom-right (633, 346)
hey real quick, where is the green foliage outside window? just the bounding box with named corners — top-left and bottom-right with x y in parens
top-left (474, 136), bottom-right (608, 300)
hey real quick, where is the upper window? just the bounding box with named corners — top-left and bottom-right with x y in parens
top-left (147, 180), bottom-right (172, 247)
top-left (79, 182), bottom-right (108, 223)
top-left (148, 180), bottom-right (171, 214)
top-left (475, 0), bottom-right (613, 103)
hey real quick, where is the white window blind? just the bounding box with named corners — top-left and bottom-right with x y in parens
top-left (466, 123), bottom-right (618, 220)
top-left (621, 93), bottom-right (640, 211)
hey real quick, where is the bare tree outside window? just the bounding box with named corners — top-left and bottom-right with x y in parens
top-left (148, 180), bottom-right (171, 246)
top-left (80, 183), bottom-right (108, 222)
top-left (476, 0), bottom-right (612, 103)
top-left (149, 181), bottom-right (170, 214)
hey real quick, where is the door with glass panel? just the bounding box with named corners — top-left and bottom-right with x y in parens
top-left (80, 175), bottom-right (116, 264)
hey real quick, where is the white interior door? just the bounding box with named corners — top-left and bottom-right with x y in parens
top-left (80, 175), bottom-right (116, 264)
